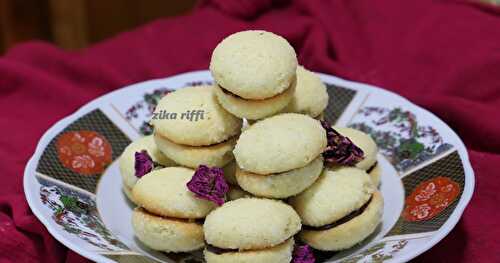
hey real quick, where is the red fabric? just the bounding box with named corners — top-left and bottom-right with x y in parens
top-left (0, 0), bottom-right (499, 262)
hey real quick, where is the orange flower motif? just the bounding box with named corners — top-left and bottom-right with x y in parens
top-left (56, 131), bottom-right (112, 175)
top-left (403, 177), bottom-right (460, 222)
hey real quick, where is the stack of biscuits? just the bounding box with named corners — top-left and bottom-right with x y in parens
top-left (118, 30), bottom-right (384, 263)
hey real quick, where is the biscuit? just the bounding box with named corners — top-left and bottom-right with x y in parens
top-left (119, 135), bottom-right (175, 189)
top-left (289, 167), bottom-right (375, 227)
top-left (123, 185), bottom-right (136, 204)
top-left (300, 191), bottom-right (383, 251)
top-left (282, 66), bottom-right (328, 118)
top-left (132, 208), bottom-right (204, 252)
top-left (335, 127), bottom-right (378, 172)
top-left (204, 238), bottom-right (294, 263)
top-left (210, 30), bottom-right (297, 100)
top-left (151, 86), bottom-right (242, 146)
top-left (213, 81), bottom-right (295, 120)
top-left (132, 167), bottom-right (216, 219)
top-left (203, 198), bottom-right (301, 250)
top-left (234, 113), bottom-right (327, 174)
top-left (154, 133), bottom-right (236, 169)
top-left (235, 156), bottom-right (323, 198)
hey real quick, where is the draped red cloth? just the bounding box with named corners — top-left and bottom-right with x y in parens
top-left (1, 0), bottom-right (499, 262)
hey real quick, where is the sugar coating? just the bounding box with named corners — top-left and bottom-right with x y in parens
top-left (210, 30), bottom-right (297, 100)
top-left (213, 82), bottom-right (294, 120)
top-left (203, 198), bottom-right (301, 250)
top-left (151, 86), bottom-right (242, 146)
top-left (154, 133), bottom-right (236, 169)
top-left (119, 135), bottom-right (175, 189)
top-left (289, 166), bottom-right (375, 227)
top-left (234, 113), bottom-right (327, 174)
top-left (335, 127), bottom-right (378, 171)
top-left (235, 156), bottom-right (323, 199)
top-left (282, 66), bottom-right (329, 118)
top-left (204, 238), bottom-right (294, 263)
top-left (132, 208), bottom-right (204, 252)
top-left (300, 191), bottom-right (384, 251)
top-left (132, 167), bottom-right (216, 219)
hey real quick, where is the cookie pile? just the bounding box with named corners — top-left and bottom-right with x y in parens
top-left (119, 30), bottom-right (383, 263)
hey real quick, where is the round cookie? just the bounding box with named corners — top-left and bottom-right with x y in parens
top-left (132, 208), bottom-right (204, 252)
top-left (154, 133), bottom-right (236, 169)
top-left (210, 30), bottom-right (297, 100)
top-left (132, 167), bottom-right (216, 219)
top-left (300, 191), bottom-right (384, 251)
top-left (151, 86), bottom-right (242, 146)
top-left (204, 238), bottom-right (294, 263)
top-left (289, 167), bottom-right (375, 227)
top-left (119, 135), bottom-right (175, 189)
top-left (335, 127), bottom-right (379, 185)
top-left (234, 113), bottom-right (327, 174)
top-left (203, 198), bottom-right (301, 250)
top-left (213, 80), bottom-right (295, 120)
top-left (282, 66), bottom-right (328, 118)
top-left (235, 156), bottom-right (323, 199)
top-left (123, 186), bottom-right (136, 204)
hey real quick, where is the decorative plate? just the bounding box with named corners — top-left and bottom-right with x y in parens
top-left (24, 71), bottom-right (474, 263)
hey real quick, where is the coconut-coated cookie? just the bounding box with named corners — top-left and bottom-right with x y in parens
top-left (210, 30), bottom-right (297, 100)
top-left (282, 66), bottom-right (328, 118)
top-left (300, 191), bottom-right (383, 251)
top-left (154, 133), bottom-right (236, 169)
top-left (213, 81), bottom-right (295, 120)
top-left (235, 156), bottom-right (323, 199)
top-left (234, 113), bottom-right (327, 174)
top-left (132, 208), bottom-right (204, 252)
top-left (119, 135), bottom-right (175, 189)
top-left (151, 86), bottom-right (242, 146)
top-left (132, 167), bottom-right (216, 219)
top-left (203, 198), bottom-right (301, 250)
top-left (204, 238), bottom-right (294, 263)
top-left (289, 167), bottom-right (375, 227)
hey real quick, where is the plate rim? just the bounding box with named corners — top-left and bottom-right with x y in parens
top-left (23, 70), bottom-right (475, 263)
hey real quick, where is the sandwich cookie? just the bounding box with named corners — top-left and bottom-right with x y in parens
top-left (234, 113), bottom-right (327, 175)
top-left (289, 167), bottom-right (383, 251)
top-left (210, 30), bottom-right (298, 120)
top-left (131, 167), bottom-right (219, 252)
top-left (152, 86), bottom-right (243, 168)
top-left (235, 156), bottom-right (324, 199)
top-left (119, 135), bottom-right (175, 203)
top-left (203, 198), bottom-right (301, 263)
top-left (335, 127), bottom-right (380, 186)
top-left (282, 66), bottom-right (329, 119)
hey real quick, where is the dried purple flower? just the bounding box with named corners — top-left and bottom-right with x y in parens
top-left (134, 150), bottom-right (154, 178)
top-left (187, 165), bottom-right (229, 206)
top-left (292, 244), bottom-right (315, 263)
top-left (321, 121), bottom-right (364, 166)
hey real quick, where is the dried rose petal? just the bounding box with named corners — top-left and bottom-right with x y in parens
top-left (292, 244), bottom-right (315, 263)
top-left (134, 150), bottom-right (154, 178)
top-left (321, 121), bottom-right (364, 166)
top-left (187, 165), bottom-right (229, 206)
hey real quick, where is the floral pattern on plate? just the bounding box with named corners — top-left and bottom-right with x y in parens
top-left (40, 184), bottom-right (128, 251)
top-left (56, 131), bottom-right (113, 175)
top-left (349, 107), bottom-right (453, 173)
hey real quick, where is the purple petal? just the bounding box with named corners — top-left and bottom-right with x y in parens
top-left (186, 165), bottom-right (229, 206)
top-left (292, 244), bottom-right (315, 263)
top-left (134, 150), bottom-right (154, 178)
top-left (321, 121), bottom-right (364, 166)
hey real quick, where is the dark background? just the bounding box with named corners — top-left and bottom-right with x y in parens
top-left (0, 0), bottom-right (197, 54)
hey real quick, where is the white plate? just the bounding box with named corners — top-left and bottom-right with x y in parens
top-left (24, 70), bottom-right (474, 263)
